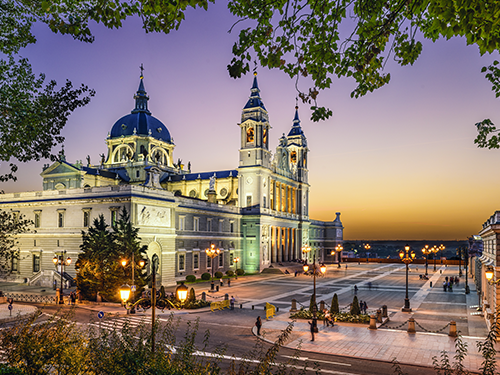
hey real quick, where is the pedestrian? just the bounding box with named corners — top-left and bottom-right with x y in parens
top-left (308, 320), bottom-right (315, 341)
top-left (345, 264), bottom-right (348, 269)
top-left (230, 296), bottom-right (235, 310)
top-left (70, 292), bottom-right (76, 305)
top-left (220, 278), bottom-right (223, 287)
top-left (443, 281), bottom-right (447, 292)
top-left (445, 276), bottom-right (448, 283)
top-left (368, 281), bottom-right (372, 290)
top-left (362, 301), bottom-right (367, 314)
top-left (450, 278), bottom-right (454, 286)
top-left (255, 316), bottom-right (262, 336)
top-left (323, 309), bottom-right (330, 327)
top-left (455, 276), bottom-right (459, 285)
top-left (354, 285), bottom-right (358, 294)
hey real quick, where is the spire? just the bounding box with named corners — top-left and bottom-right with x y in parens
top-left (132, 63), bottom-right (151, 115)
top-left (288, 105), bottom-right (304, 137)
top-left (244, 72), bottom-right (266, 110)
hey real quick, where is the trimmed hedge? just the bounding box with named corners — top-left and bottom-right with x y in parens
top-left (236, 269), bottom-right (244, 276)
top-left (186, 275), bottom-right (196, 283)
top-left (290, 307), bottom-right (370, 324)
top-left (214, 271), bottom-right (223, 278)
top-left (201, 272), bottom-right (211, 280)
top-left (226, 270), bottom-right (234, 277)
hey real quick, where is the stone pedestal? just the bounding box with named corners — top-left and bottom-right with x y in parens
top-left (207, 190), bottom-right (216, 203)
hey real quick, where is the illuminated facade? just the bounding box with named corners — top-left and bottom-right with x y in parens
top-left (0, 73), bottom-right (343, 288)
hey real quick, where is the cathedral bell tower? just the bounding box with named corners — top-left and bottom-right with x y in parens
top-left (287, 106), bottom-right (308, 183)
top-left (238, 73), bottom-right (271, 168)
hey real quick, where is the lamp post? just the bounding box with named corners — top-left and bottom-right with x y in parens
top-left (302, 244), bottom-right (326, 332)
top-left (457, 246), bottom-right (463, 277)
top-left (430, 245), bottom-right (438, 271)
top-left (121, 257), bottom-right (145, 314)
top-left (464, 245), bottom-right (470, 294)
top-left (176, 281), bottom-right (189, 305)
top-left (335, 244), bottom-right (343, 268)
top-left (364, 243), bottom-right (371, 263)
top-left (400, 245), bottom-right (416, 312)
top-left (206, 244), bottom-right (220, 292)
top-left (234, 257), bottom-right (240, 279)
top-left (53, 252), bottom-right (72, 304)
top-left (422, 245), bottom-right (431, 276)
top-left (439, 244), bottom-right (445, 265)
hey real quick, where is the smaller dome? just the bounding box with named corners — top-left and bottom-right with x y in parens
top-left (110, 112), bottom-right (171, 142)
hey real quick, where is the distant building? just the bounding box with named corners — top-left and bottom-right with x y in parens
top-left (477, 212), bottom-right (499, 328)
top-left (0, 72), bottom-right (343, 289)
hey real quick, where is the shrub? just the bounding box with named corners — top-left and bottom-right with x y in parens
top-left (330, 293), bottom-right (339, 314)
top-left (309, 294), bottom-right (317, 313)
top-left (187, 287), bottom-right (196, 303)
top-left (226, 270), bottom-right (234, 277)
top-left (185, 275), bottom-right (196, 283)
top-left (350, 296), bottom-right (361, 315)
top-left (236, 268), bottom-right (245, 276)
top-left (201, 272), bottom-right (211, 280)
top-left (215, 271), bottom-right (223, 278)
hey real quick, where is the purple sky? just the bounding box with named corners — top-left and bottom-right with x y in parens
top-left (2, 4), bottom-right (500, 240)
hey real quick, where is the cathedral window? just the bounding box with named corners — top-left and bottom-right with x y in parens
top-left (34, 210), bottom-right (41, 228)
top-left (219, 252), bottom-right (224, 267)
top-left (33, 254), bottom-right (40, 273)
top-left (194, 217), bottom-right (199, 231)
top-left (207, 219), bottom-right (212, 232)
top-left (179, 216), bottom-right (185, 231)
top-left (179, 254), bottom-right (185, 272)
top-left (11, 256), bottom-right (18, 272)
top-left (263, 128), bottom-right (268, 146)
top-left (110, 207), bottom-right (120, 228)
top-left (57, 209), bottom-right (65, 228)
top-left (83, 209), bottom-right (91, 227)
top-left (246, 127), bottom-right (255, 143)
top-left (246, 195), bottom-right (252, 207)
top-left (207, 254), bottom-right (212, 269)
top-left (193, 253), bottom-right (199, 270)
top-left (291, 151), bottom-right (297, 164)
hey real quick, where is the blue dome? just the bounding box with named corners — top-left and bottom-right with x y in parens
top-left (110, 112), bottom-right (172, 143)
top-left (109, 75), bottom-right (172, 143)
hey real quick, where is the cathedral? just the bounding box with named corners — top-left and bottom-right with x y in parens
top-left (0, 72), bottom-right (343, 287)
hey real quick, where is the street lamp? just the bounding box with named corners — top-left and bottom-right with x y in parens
top-left (335, 244), bottom-right (343, 268)
top-left (176, 281), bottom-right (189, 305)
top-left (53, 252), bottom-right (72, 304)
top-left (422, 245), bottom-right (432, 276)
top-left (431, 245), bottom-right (439, 271)
top-left (206, 244), bottom-right (220, 292)
top-left (234, 257), bottom-right (240, 279)
top-left (120, 284), bottom-right (131, 305)
top-left (364, 243), bottom-right (371, 263)
top-left (302, 244), bottom-right (325, 332)
top-left (120, 257), bottom-right (145, 314)
top-left (400, 245), bottom-right (416, 312)
top-left (439, 244), bottom-right (445, 265)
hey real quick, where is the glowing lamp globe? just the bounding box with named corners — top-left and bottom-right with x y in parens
top-left (120, 284), bottom-right (131, 302)
top-left (176, 282), bottom-right (189, 303)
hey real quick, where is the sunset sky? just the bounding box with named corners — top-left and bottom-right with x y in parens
top-left (2, 4), bottom-right (500, 240)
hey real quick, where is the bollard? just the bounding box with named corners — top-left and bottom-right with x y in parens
top-left (216, 285), bottom-right (219, 292)
top-left (277, 307), bottom-right (279, 312)
top-left (240, 304), bottom-right (243, 309)
top-left (440, 270), bottom-right (442, 274)
top-left (407, 317), bottom-right (416, 333)
top-left (252, 305), bottom-right (254, 310)
top-left (319, 300), bottom-right (325, 312)
top-left (264, 306), bottom-right (266, 311)
top-left (369, 315), bottom-right (377, 330)
top-left (430, 281), bottom-right (433, 288)
top-left (224, 293), bottom-right (229, 300)
top-left (449, 321), bottom-right (457, 337)
top-left (228, 279), bottom-right (231, 287)
top-left (290, 299), bottom-right (297, 312)
top-left (201, 292), bottom-right (206, 302)
top-left (376, 309), bottom-right (382, 323)
top-left (382, 305), bottom-right (388, 318)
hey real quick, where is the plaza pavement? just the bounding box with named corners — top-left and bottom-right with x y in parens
top-left (0, 263), bottom-right (497, 372)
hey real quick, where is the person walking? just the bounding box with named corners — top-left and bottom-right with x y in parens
top-left (255, 316), bottom-right (262, 336)
top-left (308, 320), bottom-right (315, 341)
top-left (443, 281), bottom-right (447, 292)
top-left (354, 285), bottom-right (358, 295)
top-left (230, 296), bottom-right (235, 310)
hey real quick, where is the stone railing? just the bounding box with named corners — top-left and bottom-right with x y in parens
top-left (3, 292), bottom-right (56, 304)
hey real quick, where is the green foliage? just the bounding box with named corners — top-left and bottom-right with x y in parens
top-left (214, 271), bottom-right (223, 278)
top-left (186, 275), bottom-right (197, 283)
top-left (0, 308), bottom-right (313, 374)
top-left (75, 208), bottom-right (147, 302)
top-left (226, 270), bottom-right (234, 277)
top-left (236, 268), bottom-right (245, 276)
top-left (290, 307), bottom-right (370, 323)
top-left (201, 272), bottom-right (211, 280)
top-left (330, 293), bottom-right (339, 314)
top-left (309, 294), bottom-right (317, 313)
top-left (187, 287), bottom-right (196, 303)
top-left (0, 56), bottom-right (94, 181)
top-left (350, 296), bottom-right (361, 315)
top-left (0, 209), bottom-right (33, 276)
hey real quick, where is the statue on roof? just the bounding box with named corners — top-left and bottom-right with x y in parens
top-left (209, 174), bottom-right (216, 191)
top-left (86, 155), bottom-right (91, 167)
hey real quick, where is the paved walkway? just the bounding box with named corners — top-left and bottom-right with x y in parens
top-left (0, 303), bottom-right (38, 323)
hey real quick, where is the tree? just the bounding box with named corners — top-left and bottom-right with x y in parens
top-left (0, 209), bottom-right (32, 276)
top-left (114, 208), bottom-right (148, 301)
top-left (330, 293), bottom-right (339, 314)
top-left (309, 293), bottom-right (317, 313)
top-left (75, 214), bottom-right (121, 301)
top-left (4, 1), bottom-right (500, 137)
